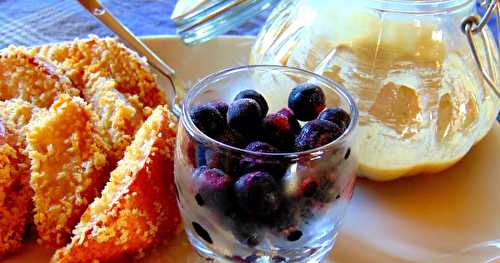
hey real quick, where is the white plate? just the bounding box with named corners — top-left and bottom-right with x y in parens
top-left (5, 36), bottom-right (500, 263)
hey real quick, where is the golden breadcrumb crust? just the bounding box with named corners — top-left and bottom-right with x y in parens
top-left (52, 106), bottom-right (180, 263)
top-left (0, 99), bottom-right (40, 257)
top-left (0, 120), bottom-right (32, 257)
top-left (27, 95), bottom-right (110, 247)
top-left (0, 46), bottom-right (80, 108)
top-left (36, 36), bottom-right (166, 108)
top-left (83, 75), bottom-right (147, 163)
top-left (0, 100), bottom-right (43, 257)
top-left (0, 99), bottom-right (42, 149)
top-left (36, 36), bottom-right (165, 164)
top-left (0, 36), bottom-right (174, 259)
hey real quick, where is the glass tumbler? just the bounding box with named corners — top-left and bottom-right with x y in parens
top-left (174, 65), bottom-right (358, 262)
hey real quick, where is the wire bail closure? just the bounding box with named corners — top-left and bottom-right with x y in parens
top-left (461, 0), bottom-right (500, 98)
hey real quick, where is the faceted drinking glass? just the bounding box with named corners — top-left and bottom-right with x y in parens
top-left (174, 65), bottom-right (358, 262)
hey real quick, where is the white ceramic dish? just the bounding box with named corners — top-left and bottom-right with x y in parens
top-left (4, 36), bottom-right (500, 263)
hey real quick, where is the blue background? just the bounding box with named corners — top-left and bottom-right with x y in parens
top-left (0, 0), bottom-right (269, 47)
top-left (0, 0), bottom-right (495, 47)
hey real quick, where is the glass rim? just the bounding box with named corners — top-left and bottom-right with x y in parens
top-left (181, 64), bottom-right (359, 158)
top-left (366, 0), bottom-right (472, 13)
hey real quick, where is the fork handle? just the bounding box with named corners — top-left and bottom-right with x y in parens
top-left (77, 0), bottom-right (181, 116)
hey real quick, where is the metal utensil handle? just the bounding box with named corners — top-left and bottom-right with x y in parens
top-left (461, 0), bottom-right (500, 98)
top-left (77, 0), bottom-right (182, 116)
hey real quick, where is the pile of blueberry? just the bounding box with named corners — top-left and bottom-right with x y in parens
top-left (187, 83), bottom-right (351, 247)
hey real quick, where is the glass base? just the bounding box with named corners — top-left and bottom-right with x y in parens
top-left (187, 229), bottom-right (336, 263)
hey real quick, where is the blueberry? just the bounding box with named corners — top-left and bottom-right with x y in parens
top-left (227, 99), bottom-right (263, 135)
top-left (288, 83), bottom-right (326, 121)
top-left (234, 89), bottom-right (268, 118)
top-left (207, 100), bottom-right (229, 116)
top-left (232, 221), bottom-right (262, 247)
top-left (261, 112), bottom-right (297, 151)
top-left (311, 174), bottom-right (336, 203)
top-left (240, 142), bottom-right (287, 180)
top-left (186, 139), bottom-right (203, 167)
top-left (230, 255), bottom-right (247, 263)
top-left (295, 163), bottom-right (337, 203)
top-left (194, 167), bottom-right (233, 212)
top-left (205, 149), bottom-right (240, 176)
top-left (194, 145), bottom-right (207, 167)
top-left (298, 198), bottom-right (315, 219)
top-left (229, 255), bottom-right (250, 263)
top-left (318, 107), bottom-right (351, 131)
top-left (193, 165), bottom-right (209, 177)
top-left (244, 255), bottom-right (260, 263)
top-left (230, 256), bottom-right (247, 263)
top-left (300, 176), bottom-right (319, 198)
top-left (271, 203), bottom-right (303, 241)
top-left (271, 200), bottom-right (300, 230)
top-left (277, 107), bottom-right (301, 134)
top-left (234, 172), bottom-right (281, 217)
top-left (186, 136), bottom-right (207, 168)
top-left (215, 128), bottom-right (248, 148)
top-left (190, 104), bottom-right (226, 137)
top-left (295, 119), bottom-right (342, 151)
top-left (244, 141), bottom-right (279, 153)
top-left (272, 256), bottom-right (288, 262)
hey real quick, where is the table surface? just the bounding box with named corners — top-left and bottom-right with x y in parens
top-left (0, 0), bottom-right (269, 48)
top-left (4, 35), bottom-right (500, 263)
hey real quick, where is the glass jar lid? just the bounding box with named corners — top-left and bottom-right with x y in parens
top-left (171, 0), bottom-right (282, 45)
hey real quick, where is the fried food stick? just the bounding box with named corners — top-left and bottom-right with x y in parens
top-left (52, 105), bottom-right (180, 262)
top-left (0, 46), bottom-right (79, 108)
top-left (27, 95), bottom-right (110, 247)
top-left (83, 76), bottom-right (146, 163)
top-left (37, 36), bottom-right (167, 164)
top-left (36, 36), bottom-right (166, 108)
top-left (0, 119), bottom-right (32, 257)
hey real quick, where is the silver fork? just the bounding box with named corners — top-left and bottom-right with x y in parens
top-left (76, 0), bottom-right (182, 116)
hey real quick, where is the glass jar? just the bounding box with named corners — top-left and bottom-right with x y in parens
top-left (174, 65), bottom-right (358, 262)
top-left (250, 0), bottom-right (500, 180)
top-left (171, 0), bottom-right (281, 45)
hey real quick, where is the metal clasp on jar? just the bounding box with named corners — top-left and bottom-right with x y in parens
top-left (462, 0), bottom-right (500, 97)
